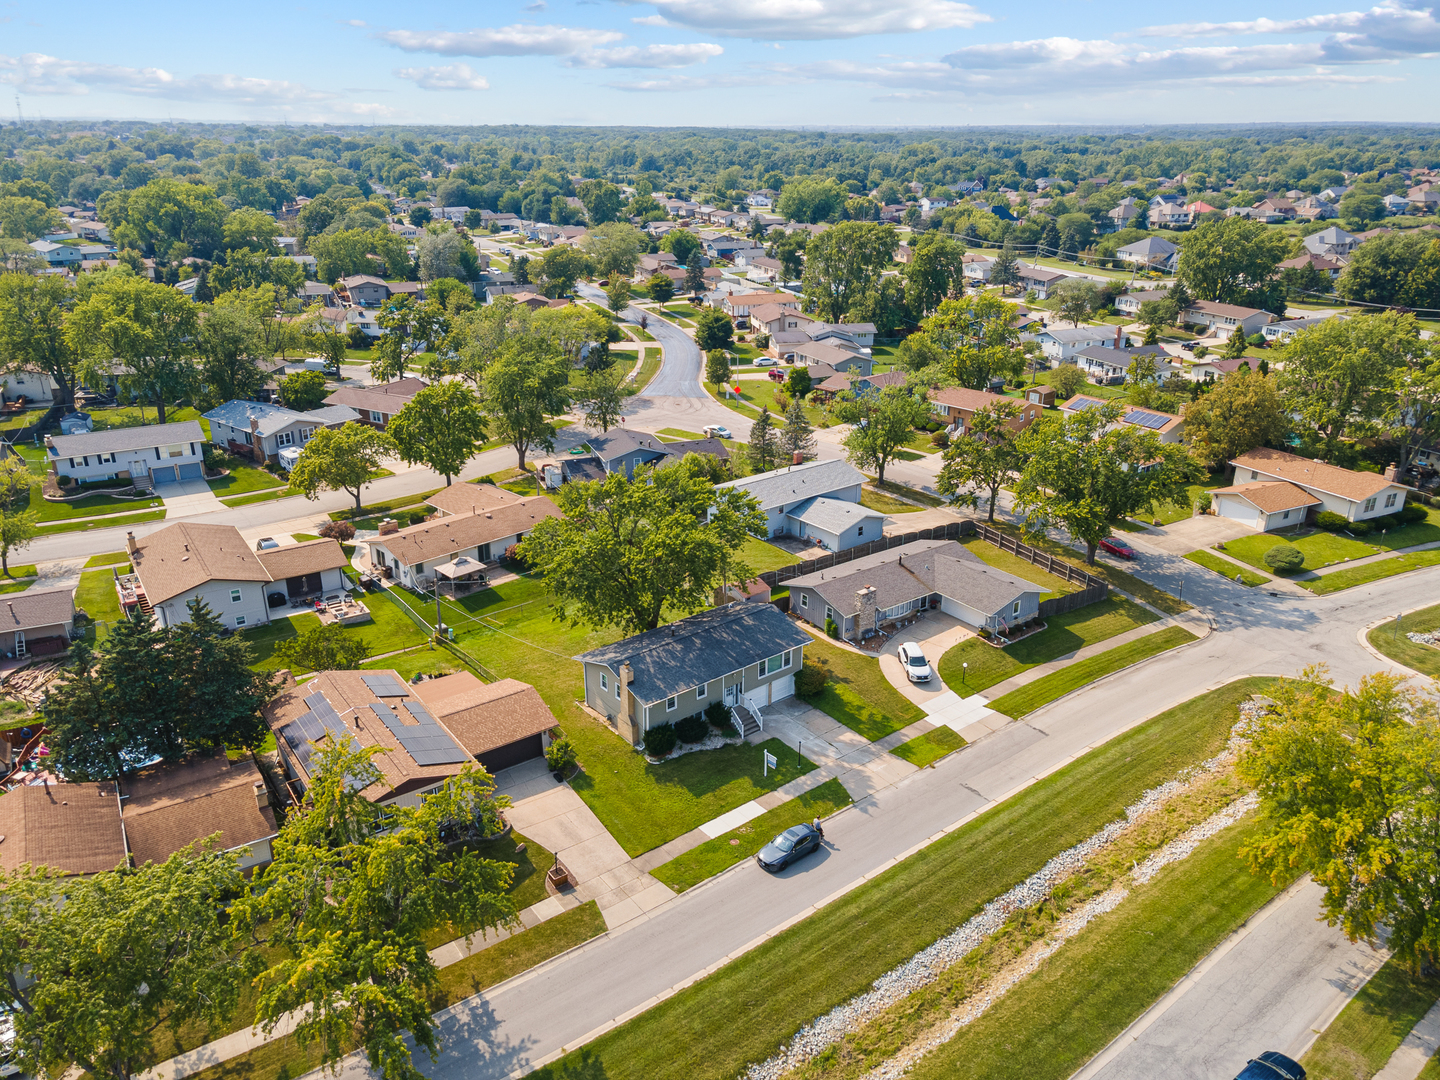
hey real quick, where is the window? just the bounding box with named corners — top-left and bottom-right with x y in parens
top-left (371, 410), bottom-right (384, 423)
top-left (666, 696), bottom-right (678, 712)
top-left (1363, 497), bottom-right (1377, 513)
top-left (799, 592), bottom-right (809, 609)
top-left (782, 650), bottom-right (793, 669)
top-left (1013, 600), bottom-right (1021, 616)
top-left (1250, 470), bottom-right (1258, 480)
top-left (276, 431), bottom-right (293, 447)
top-left (1385, 492), bottom-right (1398, 508)
top-left (857, 525), bottom-right (864, 537)
top-left (825, 606), bottom-right (833, 622)
top-left (697, 683), bottom-right (707, 699)
top-left (762, 653), bottom-right (789, 676)
top-left (234, 615), bottom-right (246, 627)
top-left (1282, 510), bottom-right (1291, 520)
top-left (616, 679), bottom-right (622, 699)
top-left (600, 672), bottom-right (608, 692)
top-left (165, 443), bottom-right (186, 458)
top-left (300, 427), bottom-right (314, 442)
top-left (230, 589), bottom-right (242, 604)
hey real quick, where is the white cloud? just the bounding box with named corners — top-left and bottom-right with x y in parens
top-left (1138, 1), bottom-right (1440, 63)
top-left (632, 0), bottom-right (989, 39)
top-left (525, 0), bottom-right (548, 9)
top-left (394, 62), bottom-right (490, 89)
top-left (376, 24), bottom-right (621, 57)
top-left (568, 42), bottom-right (723, 67)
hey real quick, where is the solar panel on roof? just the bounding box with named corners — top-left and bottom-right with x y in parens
top-left (374, 700), bottom-right (469, 766)
top-left (361, 674), bottom-right (410, 698)
top-left (1124, 410), bottom-right (1170, 430)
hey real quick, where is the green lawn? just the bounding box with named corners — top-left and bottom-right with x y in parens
top-left (0, 563), bottom-right (36, 580)
top-left (328, 488), bottom-right (444, 522)
top-left (740, 535), bottom-right (803, 575)
top-left (533, 678), bottom-right (1284, 1080)
top-left (988, 626), bottom-right (1198, 718)
top-left (890, 726), bottom-right (967, 768)
top-left (633, 347), bottom-right (663, 391)
top-left (359, 648), bottom-right (469, 681)
top-left (75, 567), bottom-right (125, 639)
top-left (651, 779), bottom-right (853, 893)
top-left (1150, 475), bottom-right (1230, 526)
top-left (36, 508), bottom-right (166, 534)
top-left (732, 378), bottom-right (828, 427)
top-left (1372, 503), bottom-right (1440, 550)
top-left (937, 597), bottom-right (1159, 698)
top-left (83, 552), bottom-right (131, 568)
top-left (801, 636), bottom-right (926, 741)
top-left (87, 405), bottom-right (209, 437)
top-left (1302, 956), bottom-right (1440, 1080)
top-left (205, 457), bottom-right (286, 497)
top-left (1307, 549), bottom-right (1440, 595)
top-left (1220, 529), bottom-right (1378, 573)
top-left (988, 523), bottom-right (1191, 615)
top-left (1367, 603), bottom-right (1440, 677)
top-left (860, 487), bottom-right (926, 514)
top-left (960, 537), bottom-right (1081, 599)
top-left (29, 482), bottom-right (164, 522)
top-left (241, 590), bottom-right (428, 673)
top-left (873, 480), bottom-right (943, 507)
top-left (1185, 549), bottom-right (1271, 587)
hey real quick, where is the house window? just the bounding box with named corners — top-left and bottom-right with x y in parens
top-left (1282, 510), bottom-right (1291, 520)
top-left (230, 589), bottom-right (242, 604)
top-left (1364, 497), bottom-right (1377, 513)
top-left (616, 680), bottom-right (622, 699)
top-left (1385, 492), bottom-right (1398, 508)
top-left (165, 444), bottom-right (186, 458)
top-left (1250, 470), bottom-right (1258, 480)
top-left (371, 410), bottom-right (384, 423)
top-left (825, 606), bottom-right (833, 622)
top-left (857, 526), bottom-right (864, 537)
top-left (600, 672), bottom-right (608, 692)
top-left (1012, 600), bottom-right (1021, 616)
top-left (300, 427), bottom-right (314, 442)
top-left (234, 615), bottom-right (246, 627)
top-left (666, 696), bottom-right (678, 712)
top-left (782, 650), bottom-right (793, 669)
top-left (762, 653), bottom-right (789, 676)
top-left (276, 431), bottom-right (293, 447)
top-left (697, 683), bottom-right (707, 699)
top-left (799, 593), bottom-right (809, 609)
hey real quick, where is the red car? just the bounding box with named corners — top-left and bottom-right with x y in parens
top-left (1099, 536), bottom-right (1136, 560)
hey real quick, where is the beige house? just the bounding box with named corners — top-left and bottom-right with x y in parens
top-left (1, 586), bottom-right (76, 660)
top-left (1213, 448), bottom-right (1410, 531)
top-left (366, 496), bottom-right (561, 589)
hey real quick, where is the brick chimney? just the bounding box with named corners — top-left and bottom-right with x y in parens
top-left (1384, 463), bottom-right (1398, 481)
top-left (254, 782), bottom-right (270, 810)
top-left (792, 450), bottom-right (804, 465)
top-left (125, 531), bottom-right (138, 555)
top-left (378, 518), bottom-right (400, 536)
top-left (853, 585), bottom-right (878, 639)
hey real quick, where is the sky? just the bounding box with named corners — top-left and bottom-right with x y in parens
top-left (1, 0), bottom-right (1438, 127)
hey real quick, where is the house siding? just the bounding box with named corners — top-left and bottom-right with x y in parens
top-left (370, 531), bottom-right (528, 588)
top-left (52, 440), bottom-right (204, 484)
top-left (1236, 465), bottom-right (1407, 523)
top-left (151, 578), bottom-right (270, 631)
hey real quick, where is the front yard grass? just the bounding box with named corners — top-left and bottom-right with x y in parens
top-left (28, 482), bottom-right (164, 522)
top-left (1367, 602), bottom-right (1440, 677)
top-left (75, 566), bottom-right (124, 640)
top-left (1372, 502), bottom-right (1440, 550)
top-left (873, 479), bottom-right (943, 507)
top-left (1185, 549), bottom-right (1271, 586)
top-left (1307, 548), bottom-right (1440, 595)
top-left (1301, 956), bottom-right (1440, 1080)
top-left (937, 596), bottom-right (1159, 698)
top-left (36, 508), bottom-right (166, 534)
top-left (651, 778), bottom-right (852, 893)
top-left (205, 458), bottom-right (286, 497)
top-left (889, 726), bottom-right (966, 768)
top-left (1150, 474), bottom-right (1229, 526)
top-left (988, 523), bottom-right (1191, 615)
top-left (801, 636), bottom-right (926, 741)
top-left (987, 625), bottom-right (1198, 718)
top-left (1220, 529), bottom-right (1378, 572)
top-left (83, 552), bottom-right (130, 568)
top-left (533, 677), bottom-right (1283, 1080)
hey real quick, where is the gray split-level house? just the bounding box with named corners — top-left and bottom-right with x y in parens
top-left (575, 602), bottom-right (812, 746)
top-left (709, 458), bottom-right (879, 551)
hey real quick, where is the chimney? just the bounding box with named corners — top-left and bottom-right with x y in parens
top-left (1115, 326), bottom-right (1122, 348)
top-left (1384, 463), bottom-right (1398, 481)
top-left (853, 585), bottom-right (878, 640)
top-left (125, 531), bottom-right (138, 554)
top-left (792, 451), bottom-right (804, 465)
top-left (378, 518), bottom-right (400, 536)
top-left (254, 782), bottom-right (270, 810)
top-left (250, 416), bottom-right (260, 436)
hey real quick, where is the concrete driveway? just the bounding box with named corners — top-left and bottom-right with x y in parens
top-left (1140, 514), bottom-right (1257, 555)
top-left (875, 612), bottom-right (973, 706)
top-left (155, 478), bottom-right (227, 515)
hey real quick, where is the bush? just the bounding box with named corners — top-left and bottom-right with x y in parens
top-left (1196, 491), bottom-right (1213, 513)
top-left (202, 447), bottom-right (226, 472)
top-left (704, 701), bottom-right (731, 727)
top-left (1370, 515), bottom-right (1400, 531)
top-left (642, 723), bottom-right (678, 758)
top-left (1398, 504), bottom-right (1428, 524)
top-left (57, 474), bottom-right (72, 488)
top-left (675, 713), bottom-right (709, 744)
top-left (503, 542), bottom-right (527, 568)
top-left (930, 430), bottom-right (950, 449)
top-left (1348, 520), bottom-right (1373, 535)
top-left (318, 520), bottom-right (357, 542)
top-left (1264, 543), bottom-right (1305, 573)
top-left (794, 662), bottom-right (827, 699)
top-left (545, 736), bottom-right (577, 774)
top-left (824, 617), bottom-right (839, 639)
top-left (1315, 510), bottom-right (1349, 531)
top-left (1246, 333), bottom-right (1267, 347)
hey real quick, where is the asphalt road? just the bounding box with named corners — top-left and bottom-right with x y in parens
top-left (307, 565), bottom-right (1437, 1080)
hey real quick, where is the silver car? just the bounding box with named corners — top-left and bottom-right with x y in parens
top-left (897, 641), bottom-right (932, 682)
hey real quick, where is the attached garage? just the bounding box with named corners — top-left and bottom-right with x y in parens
top-left (412, 672), bottom-right (557, 778)
top-left (150, 465), bottom-right (178, 484)
top-left (477, 733), bottom-right (544, 774)
top-left (177, 462), bottom-right (204, 481)
top-left (1209, 481), bottom-right (1321, 534)
top-left (1212, 494), bottom-right (1263, 531)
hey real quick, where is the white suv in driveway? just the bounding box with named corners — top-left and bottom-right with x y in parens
top-left (897, 642), bottom-right (932, 682)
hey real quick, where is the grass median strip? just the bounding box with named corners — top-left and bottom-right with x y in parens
top-left (1301, 956), bottom-right (1440, 1080)
top-left (651, 779), bottom-right (853, 893)
top-left (1185, 549), bottom-right (1271, 587)
top-left (532, 677), bottom-right (1281, 1080)
top-left (82, 552), bottom-right (130, 568)
top-left (1301, 549), bottom-right (1440, 596)
top-left (36, 509), bottom-right (165, 534)
top-left (1367, 603), bottom-right (1440, 677)
top-left (988, 625), bottom-right (1198, 719)
top-left (889, 727), bottom-right (966, 768)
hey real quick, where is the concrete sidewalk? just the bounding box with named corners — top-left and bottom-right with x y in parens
top-left (1374, 998), bottom-right (1440, 1080)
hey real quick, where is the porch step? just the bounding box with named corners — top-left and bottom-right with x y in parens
top-left (131, 475), bottom-right (154, 492)
top-left (731, 701), bottom-right (762, 738)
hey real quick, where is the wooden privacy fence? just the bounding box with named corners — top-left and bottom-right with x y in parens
top-left (757, 521), bottom-right (968, 589)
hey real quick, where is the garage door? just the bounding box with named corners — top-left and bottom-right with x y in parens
top-left (477, 734), bottom-right (544, 774)
top-left (1213, 497), bottom-right (1260, 530)
top-left (178, 462), bottom-right (203, 480)
top-left (150, 465), bottom-right (178, 484)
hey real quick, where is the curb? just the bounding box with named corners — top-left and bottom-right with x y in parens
top-left (1357, 609), bottom-right (1435, 681)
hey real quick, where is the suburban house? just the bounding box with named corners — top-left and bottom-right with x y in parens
top-left (46, 420), bottom-right (206, 486)
top-left (28, 240), bottom-right (83, 266)
top-left (336, 275), bottom-right (391, 306)
top-left (204, 400), bottom-right (358, 464)
top-left (1072, 344), bottom-right (1175, 383)
top-left (1277, 252), bottom-right (1344, 281)
top-left (1115, 289), bottom-right (1170, 316)
top-left (424, 481), bottom-right (531, 518)
top-left (1016, 265), bottom-right (1067, 300)
top-left (0, 368), bottom-right (59, 407)
top-left (812, 370), bottom-right (908, 401)
top-left (1062, 396), bottom-right (1185, 442)
top-left (1252, 198), bottom-right (1298, 222)
top-left (323, 377), bottom-right (428, 429)
top-left (1107, 198), bottom-right (1142, 230)
top-left (710, 459), bottom-right (876, 549)
top-left (1214, 448), bottom-right (1410, 530)
top-left (1, 586), bottom-right (76, 660)
top-left (1180, 301), bottom-right (1274, 341)
top-left (792, 339), bottom-right (874, 375)
top-left (1302, 226), bottom-right (1359, 259)
top-left (722, 291), bottom-right (800, 323)
top-left (266, 668), bottom-right (559, 805)
top-left (1034, 325), bottom-right (1120, 362)
top-left (1262, 312), bottom-right (1346, 343)
top-left (568, 428), bottom-right (731, 482)
top-left (786, 539), bottom-right (1042, 642)
top-left (124, 524), bottom-right (351, 629)
top-left (962, 253), bottom-right (994, 282)
top-left (365, 496), bottom-right (561, 589)
top-left (930, 387), bottom-right (1042, 435)
top-left (575, 602), bottom-right (811, 745)
top-left (1116, 236), bottom-right (1179, 271)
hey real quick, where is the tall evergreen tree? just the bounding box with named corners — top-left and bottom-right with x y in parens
top-left (781, 396), bottom-right (817, 462)
top-left (989, 242), bottom-right (1020, 293)
top-left (745, 407), bottom-right (782, 474)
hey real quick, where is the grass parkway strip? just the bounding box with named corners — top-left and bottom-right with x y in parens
top-left (1301, 955), bottom-right (1440, 1080)
top-left (530, 677), bottom-right (1281, 1080)
top-left (1185, 549), bottom-right (1271, 587)
top-left (1367, 603), bottom-right (1440, 677)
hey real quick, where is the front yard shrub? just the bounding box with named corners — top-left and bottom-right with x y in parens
top-left (703, 701), bottom-right (731, 727)
top-left (675, 714), bottom-right (709, 744)
top-left (824, 617), bottom-right (839, 639)
top-left (1370, 514), bottom-right (1400, 531)
top-left (1315, 510), bottom-right (1348, 531)
top-left (1264, 543), bottom-right (1305, 573)
top-left (1348, 520), bottom-right (1374, 535)
top-left (794, 662), bottom-right (827, 699)
top-left (930, 430), bottom-right (950, 449)
top-left (1399, 504), bottom-right (1428, 525)
top-left (1196, 491), bottom-right (1213, 513)
top-left (545, 736), bottom-right (578, 774)
top-left (318, 520), bottom-right (357, 542)
top-left (642, 723), bottom-right (678, 758)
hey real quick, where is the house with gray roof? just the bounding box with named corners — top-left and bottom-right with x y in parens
top-left (785, 497), bottom-right (885, 552)
top-left (46, 420), bottom-right (206, 486)
top-left (204, 400), bottom-right (359, 463)
top-left (1, 585), bottom-right (77, 660)
top-left (786, 539), bottom-right (1042, 642)
top-left (711, 459), bottom-right (869, 546)
top-left (575, 602), bottom-right (812, 745)
top-left (576, 429), bottom-right (731, 482)
top-left (1116, 235), bottom-right (1179, 271)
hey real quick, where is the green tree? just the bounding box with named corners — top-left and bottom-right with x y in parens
top-left (780, 395), bottom-right (817, 461)
top-left (1222, 326), bottom-right (1250, 359)
top-left (280, 368), bottom-right (330, 411)
top-left (1238, 669), bottom-right (1440, 974)
top-left (989, 242), bottom-right (1020, 293)
top-left (0, 508), bottom-right (35, 578)
top-left (0, 195), bottom-right (63, 241)
top-left (289, 423), bottom-right (398, 512)
top-left (685, 260), bottom-right (706, 296)
top-left (578, 179), bottom-right (624, 225)
top-left (904, 233), bottom-right (967, 317)
top-left (168, 600), bottom-right (277, 751)
top-left (660, 229), bottom-right (703, 269)
top-left (1182, 368), bottom-right (1289, 470)
top-left (518, 459), bottom-right (766, 634)
top-left (233, 742), bottom-right (517, 1080)
top-left (695, 307), bottom-right (734, 352)
top-left (936, 400), bottom-right (1025, 523)
top-left (1012, 401), bottom-right (1198, 564)
top-left (275, 623), bottom-right (367, 672)
top-left (99, 178), bottom-right (228, 258)
top-left (573, 363), bottom-right (635, 433)
top-left (1339, 192), bottom-right (1387, 228)
top-left (222, 206), bottom-right (282, 254)
top-left (1137, 298), bottom-right (1179, 334)
top-left (1338, 234), bottom-right (1440, 310)
top-left (746, 407), bottom-right (782, 473)
top-left (195, 303), bottom-right (267, 409)
top-left (776, 176), bottom-right (848, 224)
top-left (705, 348), bottom-right (731, 386)
top-left (785, 366), bottom-right (813, 399)
top-left (0, 456), bottom-right (30, 513)
top-left (0, 273), bottom-right (81, 408)
top-left (606, 276), bottom-right (633, 314)
top-left (1053, 278), bottom-right (1101, 327)
top-left (537, 246), bottom-right (593, 298)
top-left (835, 385), bottom-right (930, 483)
top-left (1391, 339), bottom-right (1440, 476)
top-left (308, 228), bottom-right (411, 284)
top-left (388, 381), bottom-right (488, 487)
top-left (483, 338), bottom-right (571, 471)
top-left (0, 845), bottom-right (249, 1080)
top-left (801, 221), bottom-right (899, 323)
top-left (582, 222), bottom-right (645, 281)
top-left (911, 294), bottom-right (1027, 390)
top-left (1276, 312), bottom-right (1414, 459)
top-left (1048, 363), bottom-right (1087, 400)
top-left (1176, 216), bottom-right (1289, 307)
top-left (416, 229), bottom-right (478, 283)
top-left (307, 319), bottom-right (350, 375)
top-left (776, 232), bottom-right (806, 283)
top-left (645, 272), bottom-right (675, 304)
top-left (372, 296), bottom-right (447, 383)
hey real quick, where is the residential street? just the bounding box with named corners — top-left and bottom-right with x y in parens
top-left (304, 565), bottom-right (1439, 1080)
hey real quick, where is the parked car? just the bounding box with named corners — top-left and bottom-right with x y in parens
top-left (754, 358), bottom-right (779, 367)
top-left (1099, 536), bottom-right (1135, 560)
top-left (1234, 1052), bottom-right (1305, 1080)
top-left (703, 425), bottom-right (733, 440)
top-left (756, 822), bottom-right (824, 872)
top-left (897, 641), bottom-right (932, 682)
top-left (255, 537), bottom-right (279, 551)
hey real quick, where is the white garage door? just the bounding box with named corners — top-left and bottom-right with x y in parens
top-left (1213, 496), bottom-right (1261, 530)
top-left (769, 674), bottom-right (795, 703)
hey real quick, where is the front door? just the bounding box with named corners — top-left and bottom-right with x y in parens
top-left (724, 683), bottom-right (740, 707)
top-left (129, 460), bottom-right (148, 477)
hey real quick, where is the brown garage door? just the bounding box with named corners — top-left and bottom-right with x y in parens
top-left (477, 734), bottom-right (544, 774)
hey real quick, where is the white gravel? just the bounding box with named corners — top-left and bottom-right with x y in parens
top-left (1407, 630), bottom-right (1440, 647)
top-left (740, 699), bottom-right (1273, 1080)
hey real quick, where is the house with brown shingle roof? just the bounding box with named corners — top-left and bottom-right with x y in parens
top-left (1215, 447), bottom-right (1410, 531)
top-left (1207, 481), bottom-right (1322, 532)
top-left (930, 387), bottom-right (1042, 435)
top-left (366, 496), bottom-right (561, 589)
top-left (322, 376), bottom-right (428, 430)
top-left (0, 780), bottom-right (127, 876)
top-left (1, 585), bottom-right (76, 660)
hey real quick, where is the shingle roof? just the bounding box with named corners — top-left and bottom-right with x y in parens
top-left (1118, 236), bottom-right (1179, 256)
top-left (371, 497), bottom-right (562, 567)
top-left (203, 400), bottom-right (356, 439)
top-left (1210, 481), bottom-right (1322, 514)
top-left (425, 481), bottom-right (529, 517)
top-left (0, 780), bottom-right (128, 875)
top-left (121, 751), bottom-right (278, 867)
top-left (0, 586), bottom-right (75, 632)
top-left (1040, 327), bottom-right (1113, 344)
top-left (929, 387), bottom-right (1013, 414)
top-left (1231, 447), bottom-right (1398, 503)
top-left (786, 496), bottom-right (885, 535)
top-left (576, 603), bottom-right (812, 706)
top-left (50, 420), bottom-right (204, 460)
top-left (411, 673), bottom-right (558, 756)
top-left (714, 458), bottom-right (867, 511)
top-left (1186, 300), bottom-right (1268, 320)
top-left (322, 378), bottom-right (427, 415)
top-left (586, 429), bottom-right (673, 463)
top-left (133, 523), bottom-right (272, 605)
top-left (256, 538), bottom-right (350, 581)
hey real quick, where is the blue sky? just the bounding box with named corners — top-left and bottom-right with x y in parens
top-left (2, 0), bottom-right (1438, 126)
